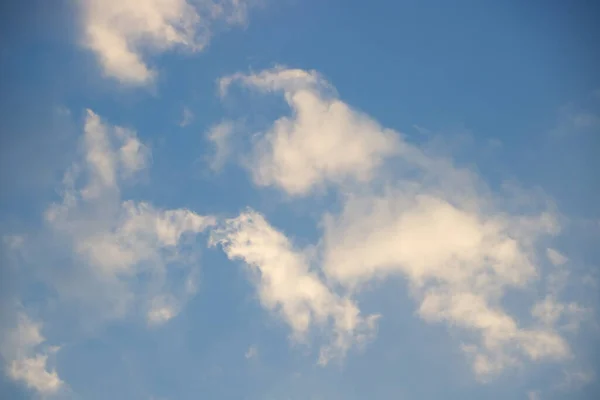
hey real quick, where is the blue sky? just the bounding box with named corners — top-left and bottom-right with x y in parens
top-left (1, 1), bottom-right (599, 399)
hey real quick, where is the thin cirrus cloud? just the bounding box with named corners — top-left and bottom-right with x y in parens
top-left (219, 67), bottom-right (402, 195)
top-left (212, 66), bottom-right (594, 380)
top-left (78, 0), bottom-right (253, 85)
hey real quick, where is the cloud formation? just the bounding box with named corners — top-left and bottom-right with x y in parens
top-left (0, 313), bottom-right (63, 395)
top-left (79, 0), bottom-right (252, 85)
top-left (219, 67), bottom-right (401, 195)
top-left (322, 190), bottom-right (573, 378)
top-left (1, 110), bottom-right (218, 394)
top-left (210, 210), bottom-right (378, 364)
top-left (216, 66), bottom-right (593, 380)
top-left (44, 110), bottom-right (215, 325)
top-left (205, 120), bottom-right (235, 172)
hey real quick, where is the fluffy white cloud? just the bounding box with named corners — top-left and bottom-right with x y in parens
top-left (219, 67), bottom-right (401, 195)
top-left (79, 0), bottom-right (252, 85)
top-left (216, 66), bottom-right (593, 380)
top-left (209, 210), bottom-right (378, 364)
top-left (321, 190), bottom-right (571, 378)
top-left (0, 314), bottom-right (63, 395)
top-left (45, 110), bottom-right (215, 324)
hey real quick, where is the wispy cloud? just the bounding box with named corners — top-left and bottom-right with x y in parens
top-left (209, 209), bottom-right (379, 364)
top-left (547, 248), bottom-right (568, 266)
top-left (528, 390), bottom-right (541, 400)
top-left (43, 110), bottom-right (215, 326)
top-left (322, 190), bottom-right (570, 378)
top-left (2, 109), bottom-right (220, 393)
top-left (206, 120), bottom-right (235, 172)
top-left (0, 313), bottom-right (63, 395)
top-left (219, 67), bottom-right (400, 195)
top-left (179, 107), bottom-right (195, 127)
top-left (559, 368), bottom-right (595, 390)
top-left (245, 345), bottom-right (258, 359)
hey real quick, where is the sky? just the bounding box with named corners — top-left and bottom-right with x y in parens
top-left (0, 0), bottom-right (599, 399)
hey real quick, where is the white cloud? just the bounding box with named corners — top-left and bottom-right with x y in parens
top-left (147, 295), bottom-right (179, 325)
top-left (209, 210), bottom-right (379, 364)
top-left (0, 313), bottom-right (63, 395)
top-left (546, 248), bottom-right (568, 266)
top-left (9, 355), bottom-right (63, 395)
top-left (528, 390), bottom-right (541, 400)
top-left (180, 106), bottom-right (194, 127)
top-left (79, 0), bottom-right (253, 85)
top-left (559, 368), bottom-right (595, 389)
top-left (531, 255), bottom-right (592, 333)
top-left (551, 103), bottom-right (600, 137)
top-left (531, 297), bottom-right (566, 326)
top-left (44, 110), bottom-right (215, 324)
top-left (213, 66), bottom-right (594, 380)
top-left (1, 108), bottom-right (217, 389)
top-left (319, 178), bottom-right (573, 379)
top-left (2, 234), bottom-right (25, 250)
top-left (219, 67), bottom-right (401, 195)
top-left (322, 193), bottom-right (548, 289)
top-left (570, 112), bottom-right (600, 129)
top-left (206, 120), bottom-right (234, 171)
top-left (245, 345), bottom-right (258, 359)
